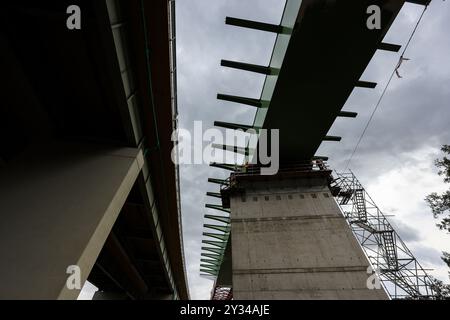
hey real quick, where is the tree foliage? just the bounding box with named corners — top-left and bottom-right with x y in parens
top-left (426, 145), bottom-right (450, 299)
top-left (425, 145), bottom-right (450, 233)
top-left (430, 277), bottom-right (450, 300)
top-left (443, 252), bottom-right (450, 270)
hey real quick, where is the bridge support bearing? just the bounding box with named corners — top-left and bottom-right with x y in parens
top-left (226, 168), bottom-right (388, 300)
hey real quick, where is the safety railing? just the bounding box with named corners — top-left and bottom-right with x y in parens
top-left (220, 160), bottom-right (331, 191)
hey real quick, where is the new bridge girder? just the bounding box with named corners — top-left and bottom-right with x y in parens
top-left (219, 0), bottom-right (424, 162)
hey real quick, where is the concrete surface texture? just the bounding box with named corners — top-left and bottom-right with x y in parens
top-left (230, 177), bottom-right (388, 300)
top-left (0, 142), bottom-right (143, 299)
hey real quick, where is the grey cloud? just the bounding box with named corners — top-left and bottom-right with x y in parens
top-left (177, 1), bottom-right (286, 299)
top-left (390, 218), bottom-right (423, 243)
top-left (410, 244), bottom-right (446, 267)
top-left (319, 1), bottom-right (450, 176)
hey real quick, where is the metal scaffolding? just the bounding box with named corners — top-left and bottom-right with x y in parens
top-left (330, 171), bottom-right (436, 299)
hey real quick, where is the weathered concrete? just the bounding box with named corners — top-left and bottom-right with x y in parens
top-left (230, 176), bottom-right (388, 300)
top-left (0, 142), bottom-right (143, 300)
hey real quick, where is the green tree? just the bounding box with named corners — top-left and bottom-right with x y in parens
top-left (425, 145), bottom-right (450, 299)
top-left (430, 277), bottom-right (450, 300)
top-left (426, 145), bottom-right (450, 234)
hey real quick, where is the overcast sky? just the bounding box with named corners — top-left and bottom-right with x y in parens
top-left (176, 0), bottom-right (450, 300)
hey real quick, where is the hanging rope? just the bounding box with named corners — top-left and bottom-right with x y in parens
top-left (344, 4), bottom-right (429, 171)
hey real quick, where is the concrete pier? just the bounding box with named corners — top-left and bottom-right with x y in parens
top-left (228, 173), bottom-right (388, 300)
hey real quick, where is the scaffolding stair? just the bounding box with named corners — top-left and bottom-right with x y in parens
top-left (353, 189), bottom-right (368, 223)
top-left (380, 230), bottom-right (399, 271)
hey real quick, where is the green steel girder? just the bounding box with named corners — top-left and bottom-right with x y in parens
top-left (201, 258), bottom-right (221, 265)
top-left (214, 121), bottom-right (256, 131)
top-left (338, 111), bottom-right (358, 118)
top-left (206, 192), bottom-right (222, 199)
top-left (212, 144), bottom-right (250, 156)
top-left (323, 136), bottom-right (342, 142)
top-left (208, 178), bottom-right (228, 186)
top-left (203, 224), bottom-right (230, 234)
top-left (210, 162), bottom-right (242, 171)
top-left (203, 232), bottom-right (229, 241)
top-left (217, 93), bottom-right (266, 108)
top-left (201, 252), bottom-right (222, 260)
top-left (221, 59), bottom-right (279, 76)
top-left (204, 214), bottom-right (230, 224)
top-left (406, 0), bottom-right (431, 5)
top-left (355, 80), bottom-right (377, 89)
top-left (312, 156), bottom-right (329, 161)
top-left (202, 239), bottom-right (227, 249)
top-left (202, 246), bottom-right (225, 255)
top-left (244, 0), bottom-right (414, 162)
top-left (205, 204), bottom-right (231, 214)
top-left (378, 42), bottom-right (402, 52)
top-left (225, 16), bottom-right (286, 34)
top-left (200, 269), bottom-right (218, 276)
top-left (200, 264), bottom-right (220, 271)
